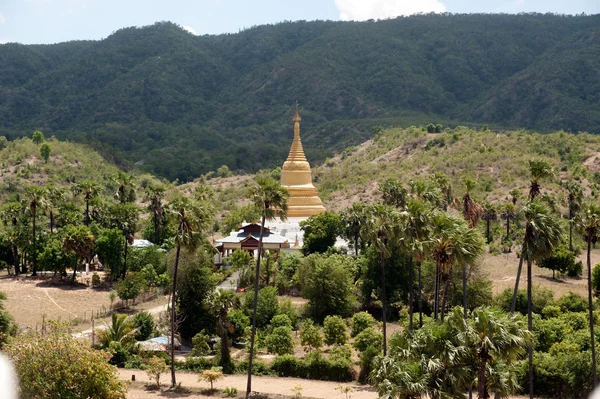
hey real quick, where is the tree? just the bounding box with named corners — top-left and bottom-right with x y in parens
top-left (43, 183), bottom-right (65, 233)
top-left (361, 204), bottom-right (401, 355)
top-left (462, 176), bottom-right (481, 228)
top-left (265, 326), bottom-right (294, 355)
top-left (98, 313), bottom-right (137, 348)
top-left (298, 254), bottom-right (356, 321)
top-left (5, 329), bottom-right (127, 399)
top-left (576, 201), bottom-right (600, 388)
top-left (500, 202), bottom-right (516, 242)
top-left (340, 202), bottom-right (368, 256)
top-left (31, 130), bottom-right (44, 144)
top-left (146, 357), bottom-right (169, 388)
top-left (115, 272), bottom-right (144, 306)
top-left (144, 183), bottom-right (166, 244)
top-left (0, 202), bottom-right (27, 275)
top-left (528, 159), bottom-right (554, 200)
top-left (299, 211), bottom-right (342, 254)
top-left (564, 181), bottom-right (583, 251)
top-left (132, 311), bottom-right (155, 341)
top-left (40, 142), bottom-right (51, 163)
top-left (380, 178), bottom-right (407, 209)
top-left (61, 224), bottom-right (95, 282)
top-left (114, 171), bottom-right (137, 204)
top-left (518, 201), bottom-right (563, 399)
top-left (72, 180), bottom-right (99, 226)
top-left (217, 165), bottom-right (233, 178)
top-left (95, 228), bottom-right (125, 279)
top-left (509, 189), bottom-right (521, 206)
top-left (106, 203), bottom-right (140, 279)
top-left (246, 177), bottom-right (288, 398)
top-left (26, 185), bottom-right (47, 276)
top-left (351, 311), bottom-right (376, 337)
top-left (323, 315), bottom-right (348, 346)
top-left (0, 291), bottom-right (16, 347)
top-left (199, 367), bottom-right (224, 390)
top-left (300, 319), bottom-right (323, 352)
top-left (353, 327), bottom-right (383, 353)
top-left (166, 196), bottom-right (211, 387)
top-left (209, 289), bottom-right (237, 373)
top-left (481, 202), bottom-right (498, 244)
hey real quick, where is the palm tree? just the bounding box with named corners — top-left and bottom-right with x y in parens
top-left (72, 180), bottom-right (99, 226)
top-left (166, 196), bottom-right (211, 387)
top-left (108, 203), bottom-right (140, 280)
top-left (26, 186), bottom-right (47, 276)
top-left (564, 181), bottom-right (583, 251)
top-left (576, 201), bottom-right (600, 387)
top-left (481, 202), bottom-right (497, 244)
top-left (449, 307), bottom-right (530, 399)
top-left (361, 204), bottom-right (401, 354)
top-left (246, 177), bottom-right (288, 398)
top-left (144, 183), bottom-right (166, 244)
top-left (430, 212), bottom-right (484, 322)
top-left (431, 172), bottom-right (453, 211)
top-left (518, 201), bottom-right (562, 399)
top-left (340, 202), bottom-right (368, 256)
top-left (408, 179), bottom-right (444, 210)
top-left (509, 189), bottom-right (521, 206)
top-left (380, 178), bottom-right (407, 209)
top-left (209, 289), bottom-right (237, 371)
top-left (43, 184), bottom-right (65, 233)
top-left (0, 202), bottom-right (26, 275)
top-left (528, 159), bottom-right (553, 201)
top-left (114, 172), bottom-right (136, 204)
top-left (61, 225), bottom-right (95, 282)
top-left (500, 203), bottom-right (516, 243)
top-left (403, 199), bottom-right (431, 331)
top-left (97, 313), bottom-right (137, 348)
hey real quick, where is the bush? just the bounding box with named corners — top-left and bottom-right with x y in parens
top-left (178, 357), bottom-right (214, 372)
top-left (235, 359), bottom-right (271, 375)
top-left (270, 352), bottom-right (355, 382)
top-left (324, 315), bottom-right (347, 346)
top-left (540, 247), bottom-right (581, 278)
top-left (132, 311), bottom-right (154, 341)
top-left (146, 357), bottom-right (169, 388)
top-left (359, 345), bottom-right (380, 384)
top-left (4, 330), bottom-right (127, 398)
top-left (243, 286), bottom-right (279, 329)
top-left (191, 330), bottom-right (211, 356)
top-left (556, 292), bottom-right (588, 313)
top-left (226, 310), bottom-right (249, 341)
top-left (270, 314), bottom-right (292, 330)
top-left (495, 286), bottom-right (554, 315)
top-left (300, 320), bottom-right (323, 352)
top-left (328, 344), bottom-right (352, 363)
top-left (541, 305), bottom-right (561, 319)
top-left (278, 298), bottom-right (300, 329)
top-left (91, 272), bottom-right (102, 287)
top-left (199, 367), bottom-right (224, 390)
top-left (350, 312), bottom-right (376, 337)
top-left (265, 326), bottom-right (294, 355)
top-left (353, 327), bottom-right (383, 353)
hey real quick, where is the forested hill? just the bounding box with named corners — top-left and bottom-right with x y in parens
top-left (1, 13), bottom-right (599, 181)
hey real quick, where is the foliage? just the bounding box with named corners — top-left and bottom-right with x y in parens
top-left (40, 142), bottom-right (51, 163)
top-left (495, 287), bottom-right (554, 315)
top-left (270, 351), bottom-right (355, 382)
top-left (300, 319), bottom-right (323, 352)
top-left (0, 291), bottom-right (16, 347)
top-left (278, 298), bottom-right (300, 329)
top-left (199, 367), bottom-right (224, 390)
top-left (350, 311), bottom-right (376, 337)
top-left (98, 313), bottom-right (137, 349)
top-left (115, 272), bottom-right (144, 304)
top-left (94, 227), bottom-right (125, 278)
top-left (4, 329), bottom-right (127, 398)
top-left (300, 211), bottom-right (342, 254)
top-left (31, 131), bottom-right (45, 145)
top-left (132, 311), bottom-right (155, 341)
top-left (226, 309), bottom-right (249, 341)
top-left (191, 330), bottom-right (211, 356)
top-left (265, 326), bottom-right (294, 356)
top-left (353, 327), bottom-right (383, 353)
top-left (593, 264), bottom-right (600, 297)
top-left (146, 357), bottom-right (169, 388)
top-left (243, 286), bottom-right (279, 329)
top-left (297, 254), bottom-right (356, 321)
top-left (323, 315), bottom-right (348, 346)
top-left (222, 387), bottom-right (238, 397)
top-left (269, 314), bottom-right (292, 330)
top-left (540, 246), bottom-right (582, 278)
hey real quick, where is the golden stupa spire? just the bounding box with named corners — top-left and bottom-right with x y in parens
top-left (286, 102), bottom-right (307, 162)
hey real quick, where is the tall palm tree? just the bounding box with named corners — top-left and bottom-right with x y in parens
top-left (209, 289), bottom-right (237, 371)
top-left (431, 172), bottom-right (452, 211)
top-left (408, 179), bottom-right (444, 210)
top-left (108, 203), bottom-right (140, 280)
top-left (576, 201), bottom-right (600, 387)
top-left (166, 196), bottom-right (211, 387)
top-left (114, 172), bottom-right (137, 204)
top-left (340, 202), bottom-right (368, 256)
top-left (44, 184), bottom-right (65, 233)
top-left (361, 204), bottom-right (401, 354)
top-left (72, 180), bottom-right (99, 226)
top-left (509, 189), bottom-right (521, 206)
top-left (528, 159), bottom-right (553, 201)
top-left (564, 180), bottom-right (583, 251)
top-left (380, 178), bottom-right (407, 209)
top-left (403, 199), bottom-right (431, 331)
top-left (518, 201), bottom-right (562, 399)
top-left (430, 212), bottom-right (484, 322)
top-left (246, 177), bottom-right (288, 399)
top-left (26, 186), bottom-right (47, 276)
top-left (144, 183), bottom-right (166, 244)
top-left (61, 224), bottom-right (95, 282)
top-left (0, 202), bottom-right (26, 275)
top-left (481, 202), bottom-right (497, 244)
top-left (500, 203), bottom-right (516, 243)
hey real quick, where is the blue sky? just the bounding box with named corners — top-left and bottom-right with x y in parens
top-left (1, 0), bottom-right (599, 44)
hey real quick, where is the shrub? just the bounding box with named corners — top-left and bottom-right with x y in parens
top-left (495, 287), bottom-right (554, 315)
top-left (199, 367), bottom-right (224, 390)
top-left (278, 298), bottom-right (300, 329)
top-left (146, 357), bottom-right (169, 388)
top-left (265, 326), bottom-right (294, 355)
top-left (4, 330), bottom-right (127, 398)
top-left (222, 387), bottom-right (238, 397)
top-left (91, 272), bottom-right (102, 287)
top-left (191, 330), bottom-right (211, 356)
top-left (270, 314), bottom-right (292, 330)
top-left (329, 344), bottom-right (352, 363)
top-left (353, 327), bottom-right (383, 353)
top-left (324, 315), bottom-right (347, 346)
top-left (178, 357), bottom-right (214, 372)
top-left (541, 305), bottom-right (561, 319)
top-left (556, 292), bottom-right (587, 313)
top-left (350, 312), bottom-right (375, 337)
top-left (235, 359), bottom-right (271, 375)
top-left (132, 311), bottom-right (154, 341)
top-left (540, 247), bottom-right (581, 278)
top-left (226, 310), bottom-right (249, 341)
top-left (300, 320), bottom-right (323, 352)
top-left (243, 286), bottom-right (279, 328)
top-left (359, 345), bottom-right (380, 384)
top-left (271, 355), bottom-right (304, 377)
top-left (271, 352), bottom-right (355, 382)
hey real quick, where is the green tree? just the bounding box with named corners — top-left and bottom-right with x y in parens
top-left (43, 183), bottom-right (65, 233)
top-left (97, 313), bottom-right (137, 349)
top-left (106, 203), bottom-right (140, 279)
top-left (0, 291), bottom-right (16, 347)
top-left (340, 202), bottom-right (368, 256)
top-left (166, 196), bottom-right (211, 386)
top-left (146, 357), bottom-right (169, 388)
top-left (38, 237), bottom-right (76, 275)
top-left (40, 142), bottom-right (51, 163)
top-left (114, 171), bottom-right (137, 204)
top-left (0, 201), bottom-right (27, 275)
top-left (300, 319), bottom-right (323, 352)
top-left (500, 202), bottom-right (516, 242)
top-left (61, 224), bottom-right (95, 282)
top-left (221, 205), bottom-right (260, 235)
top-left (323, 315), bottom-right (348, 346)
top-left (116, 272), bottom-right (144, 306)
top-left (481, 202), bottom-right (498, 244)
top-left (246, 177), bottom-right (289, 398)
top-left (353, 327), bottom-right (383, 353)
top-left (300, 211), bottom-right (342, 254)
top-left (94, 228), bottom-right (125, 279)
top-left (31, 130), bottom-right (44, 144)
top-left (5, 329), bottom-right (126, 398)
top-left (217, 165), bottom-right (233, 178)
top-left (528, 159), bottom-right (554, 201)
top-left (132, 311), bottom-right (155, 341)
top-left (209, 289), bottom-right (237, 373)
top-left (380, 178), bottom-right (407, 209)
top-left (576, 201), bottom-right (600, 387)
top-left (144, 183), bottom-right (166, 244)
top-left (518, 201), bottom-right (563, 399)
top-left (266, 325), bottom-right (294, 355)
top-left (26, 185), bottom-right (47, 276)
top-left (72, 180), bottom-right (99, 226)
top-left (564, 181), bottom-right (583, 251)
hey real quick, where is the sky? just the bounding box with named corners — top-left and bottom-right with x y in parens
top-left (0, 0), bottom-right (599, 45)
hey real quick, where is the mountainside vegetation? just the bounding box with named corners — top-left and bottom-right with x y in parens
top-left (1, 13), bottom-right (599, 181)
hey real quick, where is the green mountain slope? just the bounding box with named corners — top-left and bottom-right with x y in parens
top-left (0, 14), bottom-right (599, 181)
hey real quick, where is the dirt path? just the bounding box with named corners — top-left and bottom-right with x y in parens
top-left (120, 369), bottom-right (377, 399)
top-left (43, 288), bottom-right (79, 317)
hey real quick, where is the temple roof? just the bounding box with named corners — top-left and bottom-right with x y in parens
top-left (215, 226), bottom-right (289, 245)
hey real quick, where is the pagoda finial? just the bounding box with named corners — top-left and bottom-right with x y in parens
top-left (293, 102), bottom-right (301, 123)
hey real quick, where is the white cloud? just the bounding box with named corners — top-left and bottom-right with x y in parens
top-left (334, 0), bottom-right (446, 21)
top-left (181, 25), bottom-right (197, 35)
top-left (0, 40), bottom-right (7, 44)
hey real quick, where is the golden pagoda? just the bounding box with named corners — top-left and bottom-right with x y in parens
top-left (280, 105), bottom-right (326, 218)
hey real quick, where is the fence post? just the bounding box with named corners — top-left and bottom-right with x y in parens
top-left (91, 317), bottom-right (95, 346)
